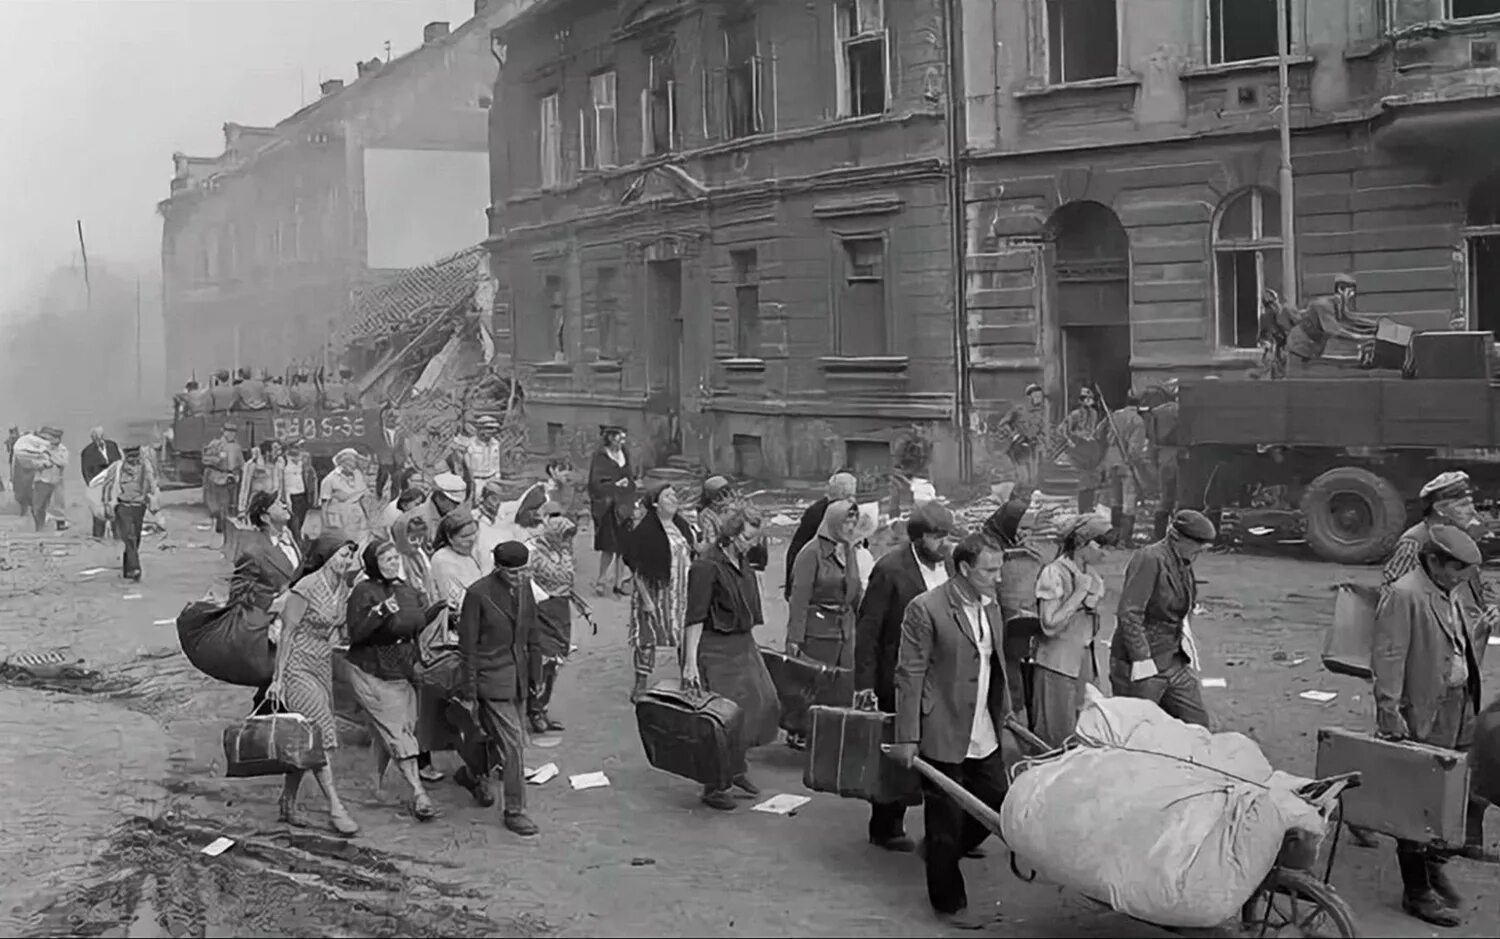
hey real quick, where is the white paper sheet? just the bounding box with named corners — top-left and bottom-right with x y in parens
top-left (1199, 677), bottom-right (1228, 689)
top-left (1298, 690), bottom-right (1338, 703)
top-left (153, 618), bottom-right (175, 626)
top-left (80, 567), bottom-right (108, 576)
top-left (569, 771), bottom-right (610, 790)
top-left (526, 762), bottom-right (559, 785)
top-left (750, 794), bottom-right (811, 816)
top-left (201, 837), bottom-right (235, 857)
top-left (122, 594), bottom-right (143, 600)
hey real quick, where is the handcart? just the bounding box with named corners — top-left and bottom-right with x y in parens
top-left (892, 717), bottom-right (1365, 938)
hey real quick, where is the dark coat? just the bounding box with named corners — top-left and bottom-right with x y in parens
top-left (81, 439), bottom-right (121, 482)
top-left (229, 529), bottom-right (302, 612)
top-left (457, 572), bottom-right (535, 701)
top-left (784, 496), bottom-right (830, 598)
top-left (1111, 537), bottom-right (1198, 673)
top-left (855, 543), bottom-right (948, 706)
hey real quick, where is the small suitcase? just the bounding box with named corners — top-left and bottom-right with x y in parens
top-left (1315, 726), bottom-right (1471, 845)
top-left (223, 710), bottom-right (328, 778)
top-left (1473, 698), bottom-right (1500, 809)
top-left (803, 705), bottom-right (922, 806)
top-left (635, 686), bottom-right (745, 791)
top-left (1408, 330), bottom-right (1491, 380)
top-left (1371, 320), bottom-right (1413, 371)
top-left (760, 648), bottom-right (855, 735)
top-left (1321, 583), bottom-right (1378, 679)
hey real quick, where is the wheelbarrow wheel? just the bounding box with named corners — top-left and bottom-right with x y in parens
top-left (1240, 867), bottom-right (1359, 938)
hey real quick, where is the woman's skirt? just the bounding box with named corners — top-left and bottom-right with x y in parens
top-left (343, 658), bottom-right (421, 759)
top-left (800, 608), bottom-right (855, 670)
top-left (698, 629), bottom-right (781, 750)
top-left (1029, 655), bottom-right (1098, 749)
top-left (592, 502), bottom-right (626, 553)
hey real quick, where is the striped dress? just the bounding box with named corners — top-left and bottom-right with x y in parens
top-left (278, 570), bottom-right (353, 751)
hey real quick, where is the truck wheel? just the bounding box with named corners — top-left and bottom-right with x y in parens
top-left (1300, 467), bottom-right (1406, 565)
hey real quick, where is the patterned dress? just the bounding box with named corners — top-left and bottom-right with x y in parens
top-left (628, 522), bottom-right (691, 676)
top-left (278, 571), bottom-right (352, 752)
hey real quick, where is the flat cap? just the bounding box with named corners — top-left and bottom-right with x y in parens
top-left (1427, 524), bottom-right (1481, 566)
top-left (475, 414), bottom-right (500, 427)
top-left (433, 472), bottom-right (467, 497)
top-left (1420, 470), bottom-right (1471, 503)
top-left (123, 444), bottom-right (142, 455)
top-left (1024, 383), bottom-right (1042, 395)
top-left (1333, 273), bottom-right (1357, 288)
top-left (493, 540), bottom-right (530, 569)
top-left (907, 499), bottom-right (955, 537)
top-left (1171, 508), bottom-right (1217, 544)
top-left (221, 420), bottom-right (239, 431)
top-left (702, 475), bottom-right (732, 497)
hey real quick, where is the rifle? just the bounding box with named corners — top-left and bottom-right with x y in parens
top-left (1096, 384), bottom-right (1146, 497)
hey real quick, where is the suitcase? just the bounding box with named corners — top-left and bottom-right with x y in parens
top-left (223, 710), bottom-right (328, 778)
top-left (1408, 330), bottom-right (1491, 380)
top-left (760, 648), bottom-right (855, 735)
top-left (1473, 698), bottom-right (1500, 809)
top-left (1321, 583), bottom-right (1378, 679)
top-left (803, 705), bottom-right (922, 806)
top-left (1371, 320), bottom-right (1413, 371)
top-left (635, 685), bottom-right (745, 790)
top-left (1315, 726), bottom-right (1471, 845)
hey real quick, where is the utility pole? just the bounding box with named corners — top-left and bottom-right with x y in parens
top-left (1275, 0), bottom-right (1299, 307)
top-left (75, 220), bottom-right (92, 311)
top-left (135, 276), bottom-right (144, 402)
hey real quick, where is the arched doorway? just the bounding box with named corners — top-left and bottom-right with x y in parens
top-left (1046, 201), bottom-right (1132, 411)
top-left (1465, 173), bottom-right (1500, 339)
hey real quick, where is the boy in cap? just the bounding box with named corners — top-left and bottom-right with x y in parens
top-left (104, 445), bottom-right (159, 582)
top-left (201, 421), bottom-right (245, 538)
top-left (1111, 508), bottom-right (1217, 727)
top-left (1374, 524), bottom-right (1494, 925)
top-left (456, 540), bottom-right (540, 836)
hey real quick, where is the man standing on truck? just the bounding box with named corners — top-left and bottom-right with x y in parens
top-left (289, 370), bottom-right (317, 409)
top-left (1253, 288), bottom-right (1296, 380)
top-left (208, 370), bottom-right (236, 412)
top-left (234, 368), bottom-right (269, 411)
top-left (1283, 273), bottom-right (1380, 375)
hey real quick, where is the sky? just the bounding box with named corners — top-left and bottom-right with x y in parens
top-left (0, 0), bottom-right (475, 318)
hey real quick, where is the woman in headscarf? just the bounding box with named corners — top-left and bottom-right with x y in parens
top-left (319, 448), bottom-right (370, 542)
top-left (682, 506), bottom-right (780, 810)
top-left (1031, 515), bottom-right (1110, 747)
top-left (588, 426), bottom-right (637, 596)
top-left (276, 530), bottom-right (361, 835)
top-left (783, 499), bottom-right (862, 748)
top-left (475, 477), bottom-right (523, 566)
top-left (391, 494), bottom-right (435, 596)
top-left (983, 486), bottom-right (1045, 727)
top-left (389, 496), bottom-right (455, 784)
top-left (622, 481), bottom-right (695, 701)
top-left (429, 509), bottom-right (485, 613)
top-left (525, 503), bottom-right (578, 734)
top-left (343, 539), bottom-right (444, 820)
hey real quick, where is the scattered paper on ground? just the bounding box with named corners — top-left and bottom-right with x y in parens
top-left (196, 523), bottom-right (212, 530)
top-left (1200, 677), bottom-right (1228, 689)
top-left (1299, 690), bottom-right (1338, 703)
top-left (526, 763), bottom-right (559, 785)
top-left (751, 794), bottom-right (811, 816)
top-left (570, 771), bottom-right (610, 790)
top-left (80, 567), bottom-right (108, 576)
top-left (201, 837), bottom-right (235, 857)
top-left (1247, 527), bottom-right (1274, 536)
top-left (122, 594), bottom-right (143, 600)
top-left (1491, 636), bottom-right (1500, 647)
top-left (153, 618), bottom-right (175, 626)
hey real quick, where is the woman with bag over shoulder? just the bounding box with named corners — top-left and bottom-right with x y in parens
top-left (784, 500), bottom-right (862, 746)
top-left (623, 482), bottom-right (695, 701)
top-left (344, 539), bottom-right (447, 821)
top-left (1031, 515), bottom-right (1110, 747)
top-left (276, 530), bottom-right (362, 835)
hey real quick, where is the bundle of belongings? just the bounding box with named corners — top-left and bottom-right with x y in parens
top-left (999, 686), bottom-right (1327, 928)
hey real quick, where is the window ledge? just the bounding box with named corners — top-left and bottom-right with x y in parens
top-left (531, 359), bottom-right (574, 376)
top-left (1212, 347), bottom-right (1265, 362)
top-left (1183, 55), bottom-right (1314, 80)
top-left (589, 358), bottom-right (623, 374)
top-left (1014, 74), bottom-right (1141, 99)
top-left (818, 355), bottom-right (909, 374)
top-left (720, 357), bottom-right (767, 373)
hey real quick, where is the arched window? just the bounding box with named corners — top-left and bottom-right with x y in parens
top-left (1213, 187), bottom-right (1282, 349)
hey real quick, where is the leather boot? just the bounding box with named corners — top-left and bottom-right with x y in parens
top-left (1109, 507), bottom-right (1122, 544)
top-left (1119, 515), bottom-right (1137, 549)
top-left (1153, 510), bottom-right (1170, 542)
top-left (1398, 844), bottom-right (1460, 927)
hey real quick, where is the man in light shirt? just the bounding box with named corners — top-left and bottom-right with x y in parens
top-left (889, 533), bottom-right (1013, 928)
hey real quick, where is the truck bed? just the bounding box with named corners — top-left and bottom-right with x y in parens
top-left (174, 407), bottom-right (387, 458)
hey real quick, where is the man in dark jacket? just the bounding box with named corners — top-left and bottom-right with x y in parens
top-left (784, 471), bottom-right (857, 599)
top-left (81, 426), bottom-right (122, 539)
top-left (457, 540), bottom-right (539, 837)
top-left (853, 500), bottom-right (954, 852)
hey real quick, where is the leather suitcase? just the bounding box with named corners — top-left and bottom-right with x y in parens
top-left (803, 706), bottom-right (922, 806)
top-left (1408, 330), bottom-right (1491, 380)
top-left (223, 711), bottom-right (328, 778)
top-left (760, 648), bottom-right (855, 735)
top-left (1321, 583), bottom-right (1378, 679)
top-left (1315, 726), bottom-right (1471, 845)
top-left (1473, 698), bottom-right (1500, 809)
top-left (635, 686), bottom-right (744, 791)
top-left (1371, 320), bottom-right (1413, 371)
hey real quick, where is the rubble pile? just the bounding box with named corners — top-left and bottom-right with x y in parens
top-left (395, 370), bottom-right (525, 476)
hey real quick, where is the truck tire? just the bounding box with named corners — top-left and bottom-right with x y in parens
top-left (1300, 467), bottom-right (1406, 565)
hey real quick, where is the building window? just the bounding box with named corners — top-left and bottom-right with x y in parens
top-left (725, 18), bottom-right (763, 138)
top-left (1213, 187), bottom-right (1283, 349)
top-left (545, 273), bottom-right (566, 360)
top-left (581, 71), bottom-right (617, 170)
top-left (834, 0), bottom-right (888, 117)
top-left (1449, 1), bottom-right (1500, 19)
top-left (539, 92), bottom-right (562, 189)
top-left (1206, 0), bottom-right (1291, 65)
top-left (1046, 0), bottom-right (1119, 84)
top-left (642, 48), bottom-right (678, 155)
top-left (594, 265), bottom-right (619, 359)
top-left (731, 248), bottom-right (760, 356)
top-left (835, 236), bottom-right (888, 356)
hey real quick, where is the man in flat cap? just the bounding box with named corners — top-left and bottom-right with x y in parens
top-left (1284, 272), bottom-right (1379, 376)
top-left (1383, 471), bottom-right (1491, 598)
top-left (1374, 524), bottom-right (1494, 926)
top-left (452, 414), bottom-right (504, 502)
top-left (1111, 508), bottom-right (1217, 727)
top-left (104, 444), bottom-right (159, 582)
top-left (995, 383), bottom-right (1049, 491)
top-left (201, 420), bottom-right (244, 540)
top-left (854, 499), bottom-right (956, 853)
top-left (456, 540), bottom-right (539, 837)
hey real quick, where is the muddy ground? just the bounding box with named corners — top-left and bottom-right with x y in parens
top-left (0, 487), bottom-right (1496, 938)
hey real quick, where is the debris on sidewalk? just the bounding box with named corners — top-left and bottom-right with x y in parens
top-left (1200, 677), bottom-right (1228, 689)
top-left (200, 836), bottom-right (235, 857)
top-left (526, 763), bottom-right (559, 785)
top-left (750, 794), bottom-right (810, 816)
top-left (569, 771), bottom-right (610, 791)
top-left (1298, 690), bottom-right (1338, 704)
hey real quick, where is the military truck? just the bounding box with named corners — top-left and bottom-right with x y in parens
top-left (1176, 369), bottom-right (1498, 564)
top-left (167, 406), bottom-right (390, 485)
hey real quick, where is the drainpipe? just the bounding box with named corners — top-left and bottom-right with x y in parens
top-left (1275, 0), bottom-right (1299, 307)
top-left (941, 0), bottom-right (972, 481)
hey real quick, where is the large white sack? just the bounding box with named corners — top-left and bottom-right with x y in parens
top-left (1000, 746), bottom-right (1324, 928)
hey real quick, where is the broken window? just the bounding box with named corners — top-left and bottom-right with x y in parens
top-left (581, 71), bottom-right (617, 170)
top-left (643, 49), bottom-right (678, 155)
top-left (539, 92), bottom-right (562, 189)
top-left (836, 236), bottom-right (888, 356)
top-left (1046, 0), bottom-right (1119, 84)
top-left (1213, 187), bottom-right (1283, 349)
top-left (1207, 0), bottom-right (1291, 65)
top-left (725, 18), bottom-right (762, 138)
top-left (594, 265), bottom-right (619, 359)
top-left (546, 273), bottom-right (566, 361)
top-left (731, 248), bottom-right (760, 356)
top-left (835, 0), bottom-right (888, 117)
top-left (1450, 0), bottom-right (1500, 19)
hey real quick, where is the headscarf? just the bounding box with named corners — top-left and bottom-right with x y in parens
top-left (816, 499), bottom-right (859, 563)
top-left (1059, 514), bottom-right (1111, 554)
top-left (362, 539), bottom-right (401, 585)
top-left (984, 497), bottom-right (1028, 549)
top-left (334, 448), bottom-right (359, 469)
top-left (534, 502), bottom-right (577, 547)
top-left (391, 508), bottom-right (432, 593)
top-left (433, 508), bottom-right (478, 552)
top-left (305, 530), bottom-right (355, 575)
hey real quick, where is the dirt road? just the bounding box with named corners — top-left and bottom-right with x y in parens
top-left (0, 491), bottom-right (1495, 937)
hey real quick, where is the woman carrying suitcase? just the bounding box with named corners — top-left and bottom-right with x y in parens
top-left (784, 499), bottom-right (863, 747)
top-left (682, 506), bottom-right (781, 810)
